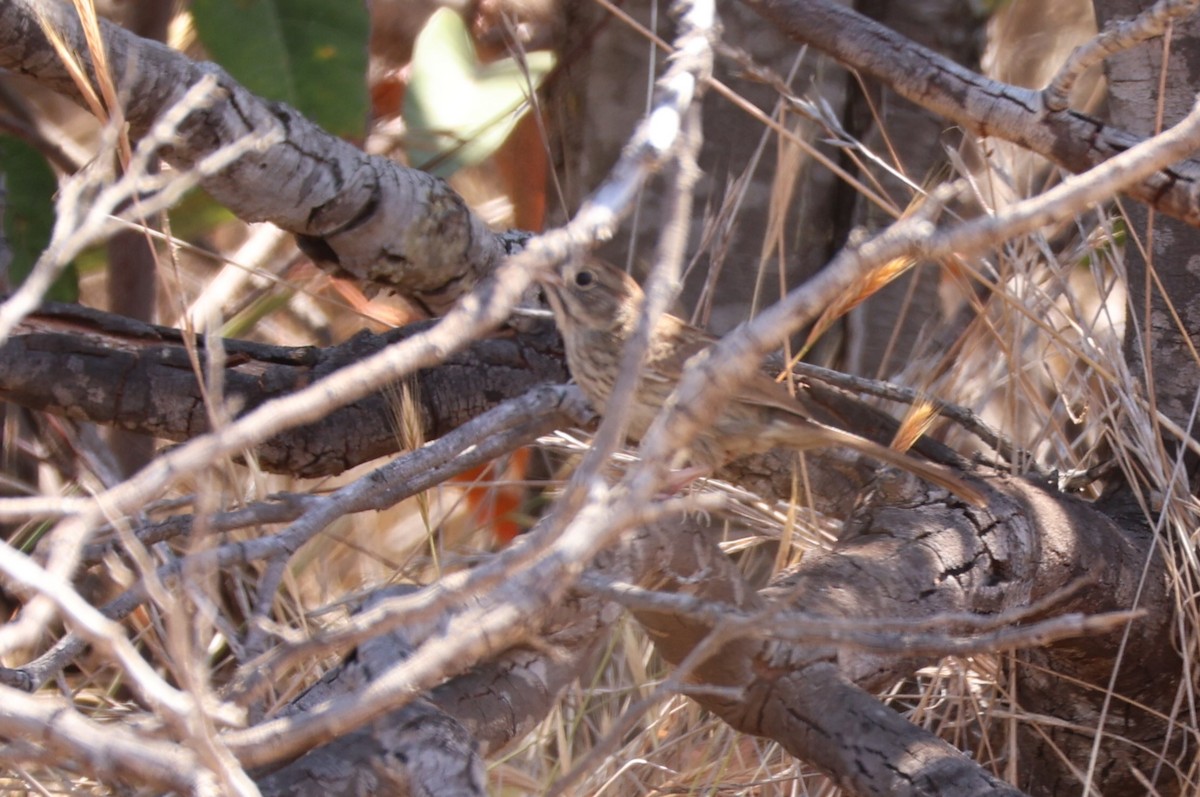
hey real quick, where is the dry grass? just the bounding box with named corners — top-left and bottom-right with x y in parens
top-left (4, 0), bottom-right (1200, 795)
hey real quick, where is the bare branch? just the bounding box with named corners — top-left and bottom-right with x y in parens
top-left (255, 584), bottom-right (612, 793)
top-left (637, 88), bottom-right (1200, 486)
top-left (1045, 0), bottom-right (1200, 111)
top-left (0, 303), bottom-right (567, 486)
top-left (740, 0), bottom-right (1200, 226)
top-left (581, 574), bottom-right (1140, 657)
top-left (0, 687), bottom-right (206, 792)
top-left (0, 0), bottom-right (506, 312)
top-left (4, 384), bottom-right (588, 692)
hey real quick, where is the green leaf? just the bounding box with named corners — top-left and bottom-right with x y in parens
top-left (192, 0), bottom-right (369, 138)
top-left (404, 8), bottom-right (555, 177)
top-left (0, 136), bottom-right (77, 303)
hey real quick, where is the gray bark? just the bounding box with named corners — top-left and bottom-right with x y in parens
top-left (0, 0), bottom-right (507, 313)
top-left (0, 302), bottom-right (565, 476)
top-left (1097, 0), bottom-right (1200, 444)
top-left (741, 0), bottom-right (1200, 226)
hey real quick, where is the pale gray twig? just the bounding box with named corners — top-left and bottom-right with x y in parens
top-left (4, 384), bottom-right (586, 692)
top-left (577, 575), bottom-right (1140, 656)
top-left (0, 541), bottom-right (243, 727)
top-left (636, 92), bottom-right (1200, 486)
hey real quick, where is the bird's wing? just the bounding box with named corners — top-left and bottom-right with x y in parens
top-left (645, 315), bottom-right (718, 381)
top-left (651, 316), bottom-right (814, 418)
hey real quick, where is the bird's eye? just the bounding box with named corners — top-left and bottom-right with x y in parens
top-left (574, 270), bottom-right (595, 288)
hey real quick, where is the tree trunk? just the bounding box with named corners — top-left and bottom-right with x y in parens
top-left (1096, 0), bottom-right (1200, 449)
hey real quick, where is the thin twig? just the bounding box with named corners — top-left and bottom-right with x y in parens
top-left (791, 361), bottom-right (1042, 474)
top-left (578, 574), bottom-right (1140, 656)
top-left (0, 541), bottom-right (243, 727)
top-left (3, 385), bottom-right (586, 691)
top-left (635, 92), bottom-right (1200, 482)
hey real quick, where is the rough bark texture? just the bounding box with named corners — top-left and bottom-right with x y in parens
top-left (0, 0), bottom-right (507, 313)
top-left (0, 303), bottom-right (566, 476)
top-left (1009, 489), bottom-right (1180, 796)
top-left (624, 514), bottom-right (1031, 797)
top-left (628, 473), bottom-right (1174, 796)
top-left (1096, 0), bottom-right (1200, 444)
top-left (0, 1), bottom-right (1192, 794)
top-left (740, 0), bottom-right (1200, 228)
top-left (254, 585), bottom-right (614, 796)
top-left (255, 587), bottom-right (488, 797)
top-left (0, 300), bottom-right (979, 496)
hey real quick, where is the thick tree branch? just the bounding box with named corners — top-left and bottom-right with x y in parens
top-left (618, 475), bottom-right (1173, 796)
top-left (0, 1), bottom-right (1187, 793)
top-left (740, 0), bottom-right (1200, 227)
top-left (0, 302), bottom-right (565, 477)
top-left (254, 585), bottom-right (612, 795)
top-left (0, 0), bottom-right (508, 312)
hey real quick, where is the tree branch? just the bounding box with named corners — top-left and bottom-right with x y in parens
top-left (740, 0), bottom-right (1200, 227)
top-left (617, 474), bottom-right (1172, 796)
top-left (0, 0), bottom-right (507, 312)
top-left (0, 302), bottom-right (566, 478)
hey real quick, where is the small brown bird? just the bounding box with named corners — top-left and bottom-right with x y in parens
top-left (539, 257), bottom-right (983, 505)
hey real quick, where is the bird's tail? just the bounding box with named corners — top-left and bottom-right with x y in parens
top-left (791, 423), bottom-right (987, 507)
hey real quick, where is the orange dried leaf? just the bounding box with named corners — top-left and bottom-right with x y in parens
top-left (801, 255), bottom-right (917, 354)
